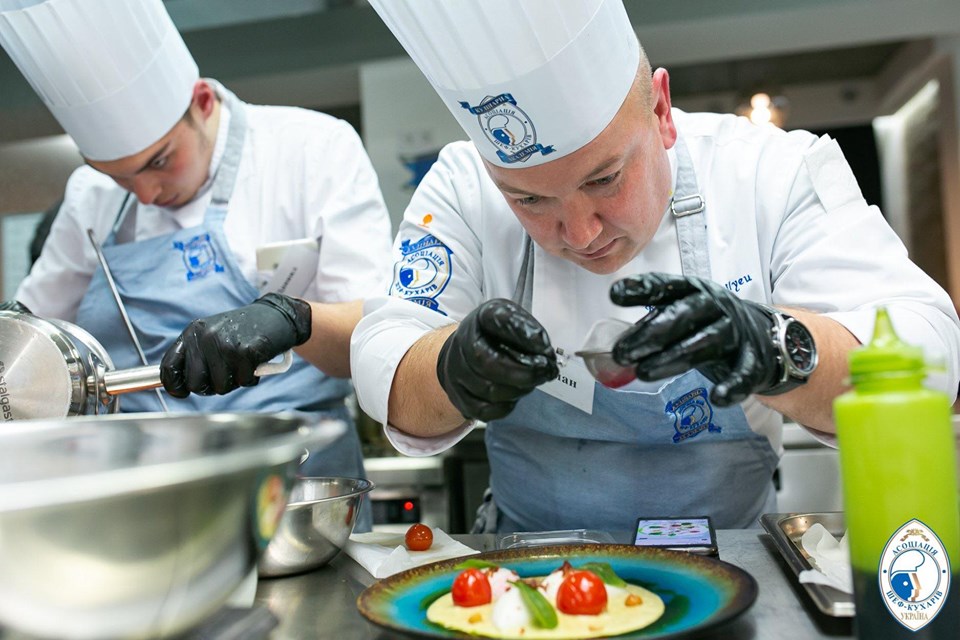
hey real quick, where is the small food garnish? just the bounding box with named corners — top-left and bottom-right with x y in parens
top-left (511, 580), bottom-right (559, 629)
top-left (625, 593), bottom-right (644, 607)
top-left (454, 558), bottom-right (500, 570)
top-left (579, 561), bottom-right (627, 588)
top-left (452, 568), bottom-right (493, 607)
top-left (405, 523), bottom-right (433, 551)
top-left (468, 613), bottom-right (483, 624)
top-left (556, 570), bottom-right (608, 615)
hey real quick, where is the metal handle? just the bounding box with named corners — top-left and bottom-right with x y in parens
top-left (87, 228), bottom-right (170, 411)
top-left (100, 351), bottom-right (294, 397)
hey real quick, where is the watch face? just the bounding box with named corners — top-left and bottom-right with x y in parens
top-left (784, 321), bottom-right (817, 375)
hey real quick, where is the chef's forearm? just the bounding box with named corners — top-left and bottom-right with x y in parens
top-left (295, 299), bottom-right (364, 379)
top-left (387, 324), bottom-right (467, 437)
top-left (755, 310), bottom-right (859, 433)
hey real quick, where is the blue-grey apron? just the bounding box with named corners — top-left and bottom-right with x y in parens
top-left (75, 84), bottom-right (371, 530)
top-left (480, 137), bottom-right (779, 533)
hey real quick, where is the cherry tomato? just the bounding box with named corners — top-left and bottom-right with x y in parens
top-left (451, 568), bottom-right (493, 607)
top-left (556, 570), bottom-right (608, 615)
top-left (404, 523), bottom-right (433, 551)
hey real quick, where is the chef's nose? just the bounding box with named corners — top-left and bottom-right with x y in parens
top-left (130, 174), bottom-right (162, 205)
top-left (560, 196), bottom-right (602, 250)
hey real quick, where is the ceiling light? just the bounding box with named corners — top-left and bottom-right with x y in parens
top-left (737, 91), bottom-right (789, 128)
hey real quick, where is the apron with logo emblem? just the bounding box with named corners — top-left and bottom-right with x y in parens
top-left (75, 84), bottom-right (370, 529)
top-left (479, 137), bottom-right (779, 533)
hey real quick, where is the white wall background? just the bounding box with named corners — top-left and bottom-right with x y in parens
top-left (360, 58), bottom-right (466, 233)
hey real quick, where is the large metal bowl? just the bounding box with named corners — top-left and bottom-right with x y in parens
top-left (258, 476), bottom-right (374, 578)
top-left (0, 412), bottom-right (346, 639)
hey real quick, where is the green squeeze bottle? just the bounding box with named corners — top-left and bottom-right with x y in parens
top-left (835, 307), bottom-right (959, 639)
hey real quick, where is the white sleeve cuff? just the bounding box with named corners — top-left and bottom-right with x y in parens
top-left (383, 420), bottom-right (479, 457)
top-left (824, 304), bottom-right (960, 400)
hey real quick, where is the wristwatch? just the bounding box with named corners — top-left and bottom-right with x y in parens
top-left (760, 307), bottom-right (818, 395)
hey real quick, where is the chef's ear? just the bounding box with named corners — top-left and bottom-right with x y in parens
top-left (651, 68), bottom-right (677, 149)
top-left (189, 80), bottom-right (218, 122)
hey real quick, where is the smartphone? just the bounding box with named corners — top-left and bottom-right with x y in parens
top-left (633, 516), bottom-right (718, 556)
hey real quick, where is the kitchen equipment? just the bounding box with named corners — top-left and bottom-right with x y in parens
top-left (259, 476), bottom-right (375, 578)
top-left (0, 411), bottom-right (347, 640)
top-left (87, 228), bottom-right (169, 412)
top-left (760, 512), bottom-right (854, 617)
top-left (0, 310), bottom-right (291, 421)
top-left (574, 317), bottom-right (637, 388)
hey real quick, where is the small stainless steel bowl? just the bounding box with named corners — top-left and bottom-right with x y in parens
top-left (259, 476), bottom-right (374, 578)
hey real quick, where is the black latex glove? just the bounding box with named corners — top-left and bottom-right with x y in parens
top-left (0, 300), bottom-right (31, 314)
top-left (610, 273), bottom-right (780, 407)
top-left (160, 293), bottom-right (311, 398)
top-left (437, 299), bottom-right (560, 422)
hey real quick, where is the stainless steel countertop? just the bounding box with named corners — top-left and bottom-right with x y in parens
top-left (255, 530), bottom-right (854, 639)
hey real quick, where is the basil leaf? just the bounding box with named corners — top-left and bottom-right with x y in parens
top-left (579, 562), bottom-right (627, 588)
top-left (511, 580), bottom-right (558, 629)
top-left (453, 559), bottom-right (500, 570)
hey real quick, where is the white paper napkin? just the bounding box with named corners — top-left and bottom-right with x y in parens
top-left (344, 528), bottom-right (480, 579)
top-left (797, 523), bottom-right (854, 594)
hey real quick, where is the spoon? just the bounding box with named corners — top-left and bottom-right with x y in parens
top-left (574, 318), bottom-right (638, 389)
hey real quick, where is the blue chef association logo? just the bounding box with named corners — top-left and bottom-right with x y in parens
top-left (391, 234), bottom-right (453, 314)
top-left (460, 93), bottom-right (554, 164)
top-left (664, 387), bottom-right (721, 443)
top-left (173, 233), bottom-right (224, 282)
top-left (878, 519), bottom-right (952, 632)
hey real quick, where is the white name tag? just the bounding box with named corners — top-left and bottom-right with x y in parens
top-left (537, 348), bottom-right (595, 415)
top-left (257, 238), bottom-right (320, 296)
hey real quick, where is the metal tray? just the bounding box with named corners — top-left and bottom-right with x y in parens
top-left (759, 512), bottom-right (854, 617)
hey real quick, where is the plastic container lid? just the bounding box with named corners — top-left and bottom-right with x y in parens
top-left (496, 529), bottom-right (616, 550)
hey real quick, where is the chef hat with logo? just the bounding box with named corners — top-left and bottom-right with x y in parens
top-left (0, 0), bottom-right (199, 161)
top-left (369, 0), bottom-right (639, 168)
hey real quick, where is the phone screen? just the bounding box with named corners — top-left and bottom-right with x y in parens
top-left (634, 517), bottom-right (714, 547)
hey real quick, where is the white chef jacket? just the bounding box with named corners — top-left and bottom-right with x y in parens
top-left (352, 109), bottom-right (960, 456)
top-left (18, 82), bottom-right (393, 319)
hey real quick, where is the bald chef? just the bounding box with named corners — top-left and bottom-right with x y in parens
top-left (351, 0), bottom-right (960, 533)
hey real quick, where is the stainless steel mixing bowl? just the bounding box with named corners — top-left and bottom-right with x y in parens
top-left (258, 476), bottom-right (374, 578)
top-left (0, 412), bottom-right (346, 639)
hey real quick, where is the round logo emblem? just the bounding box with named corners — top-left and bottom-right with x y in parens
top-left (878, 519), bottom-right (952, 631)
top-left (391, 234), bottom-right (453, 314)
top-left (459, 93), bottom-right (555, 164)
top-left (479, 102), bottom-right (535, 158)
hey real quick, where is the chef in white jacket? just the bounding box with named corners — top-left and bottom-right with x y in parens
top-left (354, 0), bottom-right (960, 533)
top-left (0, 0), bottom-right (392, 530)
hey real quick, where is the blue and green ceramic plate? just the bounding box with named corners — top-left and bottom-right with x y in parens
top-left (357, 544), bottom-right (757, 638)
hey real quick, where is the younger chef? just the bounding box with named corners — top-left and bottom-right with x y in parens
top-left (351, 0), bottom-right (960, 532)
top-left (0, 0), bottom-right (393, 530)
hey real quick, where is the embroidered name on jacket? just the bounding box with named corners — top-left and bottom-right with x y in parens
top-left (723, 273), bottom-right (753, 293)
top-left (173, 233), bottom-right (225, 281)
top-left (391, 234), bottom-right (453, 315)
top-left (664, 387), bottom-right (722, 443)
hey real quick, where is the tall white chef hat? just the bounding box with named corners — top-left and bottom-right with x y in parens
top-left (0, 0), bottom-right (199, 161)
top-left (369, 0), bottom-right (639, 168)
